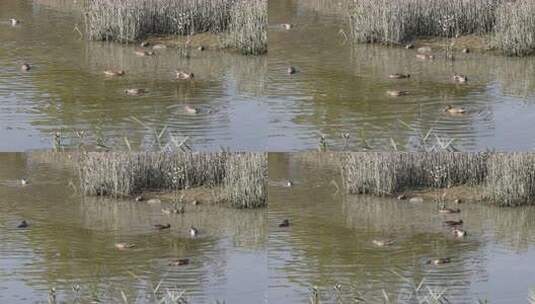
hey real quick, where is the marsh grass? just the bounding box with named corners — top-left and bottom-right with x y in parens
top-left (342, 152), bottom-right (535, 206)
top-left (77, 152), bottom-right (266, 208)
top-left (349, 0), bottom-right (535, 56)
top-left (84, 0), bottom-right (267, 55)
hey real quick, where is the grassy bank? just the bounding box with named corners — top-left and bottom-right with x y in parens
top-left (83, 0), bottom-right (267, 55)
top-left (341, 152), bottom-right (535, 206)
top-left (349, 0), bottom-right (535, 56)
top-left (78, 152), bottom-right (267, 208)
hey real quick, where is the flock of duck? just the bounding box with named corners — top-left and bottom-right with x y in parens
top-left (276, 179), bottom-right (467, 266)
top-left (16, 177), bottom-right (199, 267)
top-left (280, 23), bottom-right (468, 115)
top-left (10, 17), bottom-right (201, 115)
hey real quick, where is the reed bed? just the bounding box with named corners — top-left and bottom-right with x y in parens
top-left (223, 153), bottom-right (267, 208)
top-left (341, 152), bottom-right (535, 206)
top-left (84, 0), bottom-right (267, 55)
top-left (341, 153), bottom-right (488, 196)
top-left (78, 152), bottom-right (266, 208)
top-left (349, 0), bottom-right (535, 56)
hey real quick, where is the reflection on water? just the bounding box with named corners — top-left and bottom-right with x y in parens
top-left (0, 153), bottom-right (267, 303)
top-left (267, 0), bottom-right (535, 151)
top-left (268, 153), bottom-right (535, 303)
top-left (0, 0), bottom-right (268, 151)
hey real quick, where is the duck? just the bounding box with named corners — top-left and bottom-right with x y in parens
top-left (417, 46), bottom-right (432, 53)
top-left (17, 220), bottom-right (29, 228)
top-left (452, 74), bottom-right (468, 83)
top-left (462, 48), bottom-right (470, 53)
top-left (452, 228), bottom-right (467, 238)
top-left (169, 258), bottom-right (190, 266)
top-left (192, 200), bottom-right (200, 206)
top-left (388, 73), bottom-right (410, 79)
top-left (372, 239), bottom-right (394, 247)
top-left (454, 199), bottom-right (462, 204)
top-left (279, 219), bottom-right (290, 228)
top-left (286, 180), bottom-right (293, 187)
top-left (10, 18), bottom-right (19, 26)
top-left (396, 193), bottom-right (407, 200)
top-left (152, 44), bottom-right (167, 50)
top-left (197, 45), bottom-right (205, 51)
top-left (134, 49), bottom-right (154, 56)
top-left (104, 70), bottom-right (125, 77)
top-left (184, 105), bottom-right (198, 114)
top-left (443, 219), bottom-right (463, 227)
top-left (287, 66), bottom-right (297, 75)
top-left (21, 178), bottom-right (28, 185)
top-left (176, 70), bottom-right (194, 80)
top-left (135, 195), bottom-right (144, 202)
top-left (281, 23), bottom-right (293, 30)
top-left (426, 257), bottom-right (451, 265)
top-left (21, 63), bottom-right (31, 71)
top-left (405, 44), bottom-right (414, 49)
top-left (439, 207), bottom-right (461, 214)
top-left (386, 90), bottom-right (409, 97)
top-left (416, 54), bottom-right (434, 60)
top-left (140, 41), bottom-right (150, 47)
top-left (189, 226), bottom-right (199, 237)
top-left (154, 223), bottom-right (171, 230)
top-left (115, 242), bottom-right (135, 250)
top-left (444, 105), bottom-right (466, 114)
top-left (125, 88), bottom-right (146, 96)
top-left (161, 206), bottom-right (185, 215)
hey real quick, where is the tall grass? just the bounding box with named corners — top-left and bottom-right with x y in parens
top-left (77, 152), bottom-right (267, 208)
top-left (349, 0), bottom-right (535, 56)
top-left (223, 0), bottom-right (267, 55)
top-left (341, 152), bottom-right (535, 206)
top-left (223, 153), bottom-right (267, 208)
top-left (493, 0), bottom-right (535, 56)
top-left (341, 153), bottom-right (488, 196)
top-left (83, 0), bottom-right (267, 55)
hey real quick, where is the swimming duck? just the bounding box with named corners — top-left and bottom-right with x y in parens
top-left (192, 200), bottom-right (200, 206)
top-left (388, 73), bottom-right (410, 79)
top-left (152, 44), bottom-right (167, 50)
top-left (184, 105), bottom-right (198, 114)
top-left (372, 239), bottom-right (394, 247)
top-left (396, 194), bottom-right (407, 200)
top-left (439, 207), bottom-right (461, 214)
top-left (417, 46), bottom-right (432, 53)
top-left (125, 88), bottom-right (146, 96)
top-left (426, 257), bottom-right (451, 265)
top-left (135, 195), bottom-right (144, 202)
top-left (169, 258), bottom-right (190, 266)
top-left (444, 105), bottom-right (466, 114)
top-left (190, 226), bottom-right (199, 237)
top-left (386, 90), bottom-right (409, 97)
top-left (115, 242), bottom-right (135, 250)
top-left (21, 178), bottom-right (28, 185)
top-left (197, 45), bottom-right (205, 51)
top-left (462, 48), bottom-right (470, 53)
top-left (161, 206), bottom-right (185, 215)
top-left (10, 18), bottom-right (19, 26)
top-left (17, 220), bottom-right (29, 228)
top-left (21, 63), bottom-right (31, 71)
top-left (286, 180), bottom-right (293, 187)
top-left (104, 70), bottom-right (125, 76)
top-left (134, 50), bottom-right (154, 56)
top-left (416, 54), bottom-right (434, 60)
top-left (279, 219), bottom-right (290, 228)
top-left (405, 44), bottom-right (414, 49)
top-left (443, 219), bottom-right (463, 227)
top-left (154, 223), bottom-right (171, 230)
top-left (452, 228), bottom-right (467, 238)
top-left (288, 66), bottom-right (297, 75)
top-left (454, 199), bottom-right (462, 204)
top-left (140, 41), bottom-right (150, 47)
top-left (452, 74), bottom-right (468, 83)
top-left (281, 23), bottom-right (293, 30)
top-left (176, 70), bottom-right (194, 80)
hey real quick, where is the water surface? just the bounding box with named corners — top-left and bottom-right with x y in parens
top-left (268, 153), bottom-right (535, 303)
top-left (0, 153), bottom-right (267, 303)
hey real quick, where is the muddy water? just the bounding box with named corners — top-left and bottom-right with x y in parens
top-left (268, 153), bottom-right (535, 303)
top-left (0, 0), bottom-right (268, 151)
top-left (267, 0), bottom-right (535, 151)
top-left (0, 153), bottom-right (267, 303)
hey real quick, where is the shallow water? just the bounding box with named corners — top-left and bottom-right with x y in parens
top-left (0, 0), bottom-right (268, 151)
top-left (267, 0), bottom-right (535, 151)
top-left (268, 153), bottom-right (535, 303)
top-left (0, 153), bottom-right (267, 303)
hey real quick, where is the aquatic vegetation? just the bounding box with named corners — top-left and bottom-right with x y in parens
top-left (341, 152), bottom-right (535, 206)
top-left (77, 152), bottom-right (266, 208)
top-left (348, 0), bottom-right (535, 56)
top-left (223, 153), bottom-right (267, 208)
top-left (84, 0), bottom-right (267, 55)
top-left (223, 0), bottom-right (267, 55)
